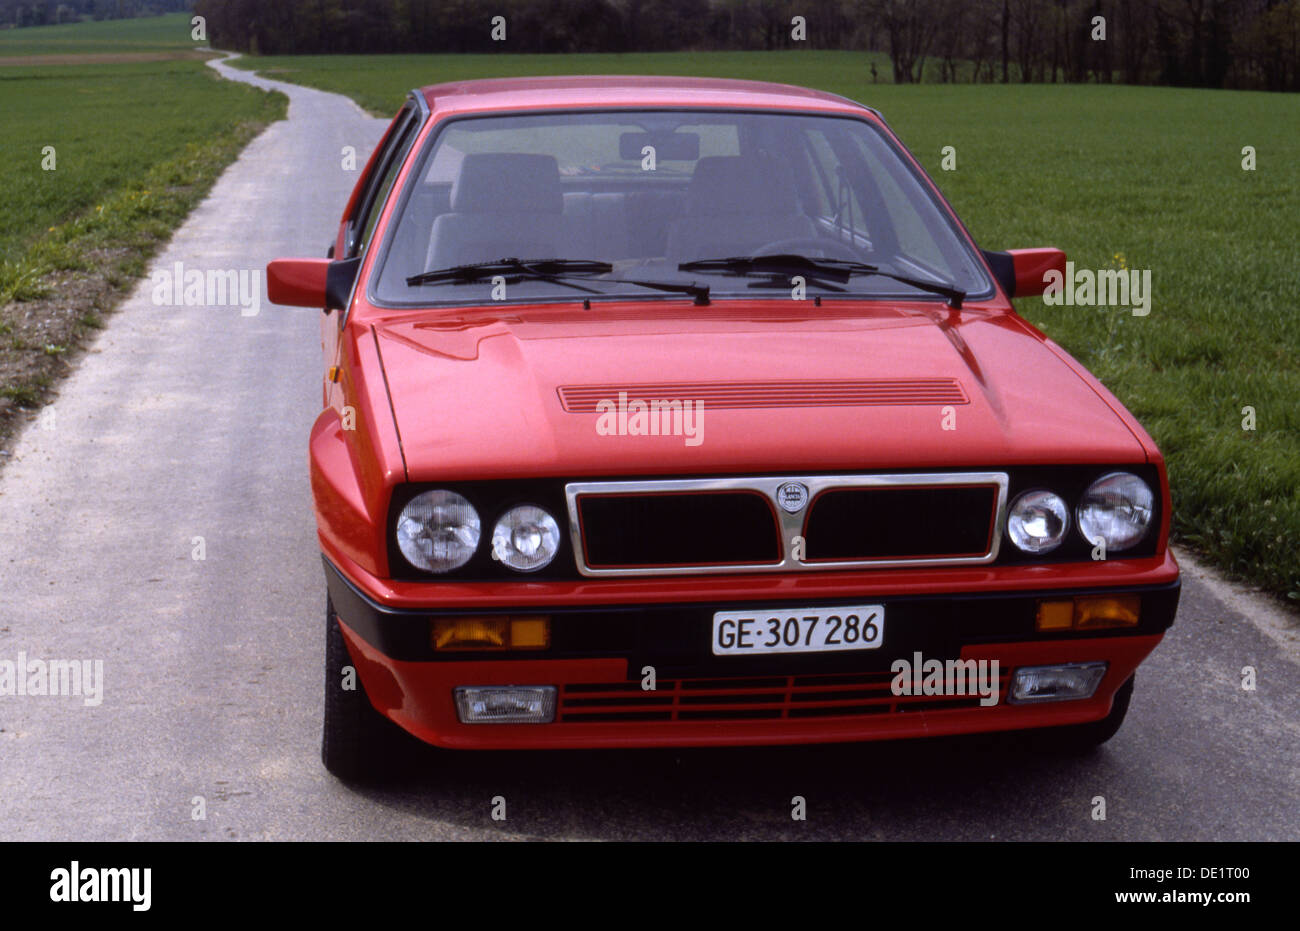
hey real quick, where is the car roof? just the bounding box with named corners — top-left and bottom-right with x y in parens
top-left (417, 75), bottom-right (877, 119)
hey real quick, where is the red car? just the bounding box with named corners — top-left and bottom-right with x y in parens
top-left (267, 76), bottom-right (1179, 781)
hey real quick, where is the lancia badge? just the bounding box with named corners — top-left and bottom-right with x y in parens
top-left (776, 482), bottom-right (810, 513)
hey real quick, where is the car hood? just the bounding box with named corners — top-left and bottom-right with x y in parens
top-left (369, 301), bottom-right (1146, 481)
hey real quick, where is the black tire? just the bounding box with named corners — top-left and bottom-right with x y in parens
top-left (1029, 674), bottom-right (1135, 755)
top-left (321, 597), bottom-right (412, 782)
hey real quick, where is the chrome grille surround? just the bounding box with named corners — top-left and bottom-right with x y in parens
top-left (565, 472), bottom-right (1009, 577)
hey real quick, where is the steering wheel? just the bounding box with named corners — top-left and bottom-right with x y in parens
top-left (752, 237), bottom-right (864, 261)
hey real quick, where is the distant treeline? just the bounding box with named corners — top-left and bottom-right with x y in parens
top-left (14, 0), bottom-right (1293, 92)
top-left (0, 0), bottom-right (190, 26)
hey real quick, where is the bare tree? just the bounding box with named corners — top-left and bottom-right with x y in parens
top-left (868, 0), bottom-right (941, 82)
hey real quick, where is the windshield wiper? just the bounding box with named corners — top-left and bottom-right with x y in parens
top-left (677, 254), bottom-right (966, 308)
top-left (407, 257), bottom-right (710, 305)
top-left (407, 258), bottom-right (610, 293)
top-left (612, 276), bottom-right (710, 305)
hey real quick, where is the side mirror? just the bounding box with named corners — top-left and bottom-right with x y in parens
top-left (267, 257), bottom-right (361, 310)
top-left (982, 248), bottom-right (1066, 299)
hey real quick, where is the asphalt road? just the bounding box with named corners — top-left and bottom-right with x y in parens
top-left (0, 59), bottom-right (1296, 842)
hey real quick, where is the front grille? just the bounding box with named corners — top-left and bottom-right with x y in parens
top-left (557, 669), bottom-right (1011, 723)
top-left (567, 472), bottom-right (1007, 575)
top-left (576, 491), bottom-right (781, 568)
top-left (804, 485), bottom-right (998, 560)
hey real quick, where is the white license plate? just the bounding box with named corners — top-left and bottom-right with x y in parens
top-left (712, 605), bottom-right (885, 656)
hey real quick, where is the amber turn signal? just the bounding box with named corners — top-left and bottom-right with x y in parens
top-left (432, 615), bottom-right (550, 651)
top-left (1035, 600), bottom-right (1074, 631)
top-left (1075, 595), bottom-right (1140, 629)
top-left (1036, 596), bottom-right (1140, 632)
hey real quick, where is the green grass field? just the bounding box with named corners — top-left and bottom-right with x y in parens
top-left (0, 11), bottom-right (197, 56)
top-left (0, 17), bottom-right (284, 435)
top-left (234, 51), bottom-right (1300, 601)
top-left (0, 14), bottom-right (278, 278)
top-left (0, 59), bottom-right (281, 270)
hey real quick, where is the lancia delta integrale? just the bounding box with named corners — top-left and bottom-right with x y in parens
top-left (266, 76), bottom-right (1179, 781)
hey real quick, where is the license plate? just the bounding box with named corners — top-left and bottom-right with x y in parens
top-left (712, 605), bottom-right (885, 656)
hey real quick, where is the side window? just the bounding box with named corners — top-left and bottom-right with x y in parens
top-left (846, 132), bottom-right (985, 283)
top-left (346, 106), bottom-right (421, 258)
top-left (795, 138), bottom-right (833, 217)
top-left (356, 144), bottom-right (408, 254)
top-left (852, 138), bottom-right (948, 272)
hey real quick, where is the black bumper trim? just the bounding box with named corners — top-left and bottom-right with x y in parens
top-left (323, 557), bottom-right (1179, 678)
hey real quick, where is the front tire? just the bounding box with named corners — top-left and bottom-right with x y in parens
top-left (1030, 674), bottom-right (1135, 754)
top-left (321, 597), bottom-right (411, 782)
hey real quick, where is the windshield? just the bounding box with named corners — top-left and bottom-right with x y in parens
top-left (370, 109), bottom-right (993, 305)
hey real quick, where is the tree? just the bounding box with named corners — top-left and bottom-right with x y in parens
top-left (868, 0), bottom-right (941, 82)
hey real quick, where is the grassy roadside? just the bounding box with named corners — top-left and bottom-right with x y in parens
top-left (0, 54), bottom-right (286, 449)
top-left (233, 51), bottom-right (1299, 603)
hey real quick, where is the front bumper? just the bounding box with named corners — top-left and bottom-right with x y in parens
top-left (324, 555), bottom-right (1179, 750)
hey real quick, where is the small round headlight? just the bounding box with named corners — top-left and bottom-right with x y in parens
top-left (396, 490), bottom-right (480, 572)
top-left (1077, 472), bottom-right (1154, 552)
top-left (492, 505), bottom-right (561, 572)
top-left (1007, 490), bottom-right (1070, 554)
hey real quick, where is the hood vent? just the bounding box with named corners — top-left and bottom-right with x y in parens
top-left (558, 378), bottom-right (967, 412)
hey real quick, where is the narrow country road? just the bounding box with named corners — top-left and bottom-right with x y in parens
top-left (0, 58), bottom-right (1296, 841)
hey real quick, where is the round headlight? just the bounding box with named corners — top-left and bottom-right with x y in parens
top-left (1007, 490), bottom-right (1071, 554)
top-left (492, 505), bottom-right (561, 572)
top-left (1077, 472), bottom-right (1154, 552)
top-left (396, 490), bottom-right (480, 572)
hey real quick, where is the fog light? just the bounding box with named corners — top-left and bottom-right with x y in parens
top-left (1010, 662), bottom-right (1108, 703)
top-left (454, 686), bottom-right (557, 723)
top-left (432, 615), bottom-right (550, 651)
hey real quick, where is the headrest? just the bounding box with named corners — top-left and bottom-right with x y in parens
top-left (685, 156), bottom-right (800, 215)
top-left (450, 153), bottom-right (563, 213)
